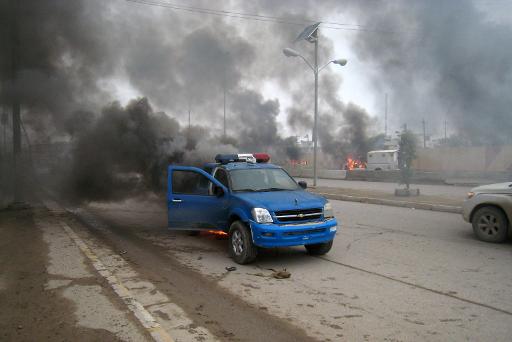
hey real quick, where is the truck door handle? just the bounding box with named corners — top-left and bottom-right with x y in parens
top-left (172, 199), bottom-right (182, 203)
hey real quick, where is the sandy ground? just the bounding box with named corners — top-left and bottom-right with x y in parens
top-left (82, 195), bottom-right (512, 341)
top-left (0, 205), bottom-right (150, 342)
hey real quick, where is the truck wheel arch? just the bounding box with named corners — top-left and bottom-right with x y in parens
top-left (227, 214), bottom-right (242, 232)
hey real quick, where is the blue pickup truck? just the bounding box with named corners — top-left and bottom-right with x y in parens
top-left (167, 153), bottom-right (338, 264)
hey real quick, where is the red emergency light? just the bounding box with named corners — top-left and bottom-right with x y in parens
top-left (253, 153), bottom-right (270, 163)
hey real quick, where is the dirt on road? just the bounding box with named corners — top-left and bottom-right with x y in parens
top-left (0, 207), bottom-right (124, 342)
top-left (68, 203), bottom-right (316, 342)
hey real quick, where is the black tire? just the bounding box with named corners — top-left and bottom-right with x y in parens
top-left (305, 240), bottom-right (333, 255)
top-left (228, 221), bottom-right (257, 264)
top-left (472, 206), bottom-right (508, 243)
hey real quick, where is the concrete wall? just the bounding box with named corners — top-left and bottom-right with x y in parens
top-left (286, 145), bottom-right (512, 185)
top-left (413, 146), bottom-right (512, 172)
top-left (285, 166), bottom-right (347, 180)
top-left (286, 167), bottom-right (510, 185)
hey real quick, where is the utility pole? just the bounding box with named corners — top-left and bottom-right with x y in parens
top-left (1, 108), bottom-right (7, 157)
top-left (384, 93), bottom-right (388, 136)
top-left (11, 0), bottom-right (23, 203)
top-left (422, 119), bottom-right (426, 148)
top-left (223, 84), bottom-right (226, 138)
top-left (312, 29), bottom-right (319, 187)
top-left (188, 103), bottom-right (191, 131)
top-left (444, 120), bottom-right (447, 141)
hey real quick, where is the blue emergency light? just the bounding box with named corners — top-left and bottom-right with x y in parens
top-left (215, 154), bottom-right (239, 164)
top-left (214, 153), bottom-right (270, 164)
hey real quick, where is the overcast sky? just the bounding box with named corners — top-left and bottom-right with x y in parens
top-left (2, 0), bottom-right (511, 146)
top-left (107, 0), bottom-right (512, 141)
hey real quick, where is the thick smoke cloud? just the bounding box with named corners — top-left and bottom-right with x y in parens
top-left (3, 0), bottom-right (508, 200)
top-left (0, 0), bottom-right (315, 199)
top-left (0, 0), bottom-right (114, 134)
top-left (348, 0), bottom-right (512, 145)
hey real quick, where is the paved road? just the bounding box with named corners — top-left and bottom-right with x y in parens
top-left (296, 177), bottom-right (472, 199)
top-left (84, 196), bottom-right (512, 341)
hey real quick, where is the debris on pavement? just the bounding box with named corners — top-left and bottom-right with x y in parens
top-left (269, 268), bottom-right (291, 279)
top-left (247, 269), bottom-right (291, 279)
top-left (225, 266), bottom-right (237, 272)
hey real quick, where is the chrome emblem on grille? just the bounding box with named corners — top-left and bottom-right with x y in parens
top-left (298, 213), bottom-right (304, 218)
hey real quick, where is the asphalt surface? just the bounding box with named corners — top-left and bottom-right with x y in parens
top-left (83, 195), bottom-right (512, 341)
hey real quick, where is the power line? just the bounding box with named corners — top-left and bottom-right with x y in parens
top-left (125, 0), bottom-right (395, 33)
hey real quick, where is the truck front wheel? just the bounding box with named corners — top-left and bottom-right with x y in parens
top-left (305, 240), bottom-right (333, 255)
top-left (228, 221), bottom-right (257, 264)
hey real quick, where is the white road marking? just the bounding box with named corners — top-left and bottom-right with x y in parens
top-left (59, 220), bottom-right (175, 342)
top-left (43, 198), bottom-right (174, 342)
top-left (43, 198), bottom-right (219, 342)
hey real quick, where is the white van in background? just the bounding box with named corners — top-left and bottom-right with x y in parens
top-left (367, 149), bottom-right (399, 171)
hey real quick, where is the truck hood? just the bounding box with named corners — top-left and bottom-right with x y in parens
top-left (472, 182), bottom-right (512, 194)
top-left (233, 190), bottom-right (326, 212)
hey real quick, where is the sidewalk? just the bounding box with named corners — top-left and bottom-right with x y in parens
top-left (0, 204), bottom-right (151, 342)
top-left (298, 178), bottom-right (469, 213)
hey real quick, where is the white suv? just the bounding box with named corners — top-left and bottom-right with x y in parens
top-left (463, 182), bottom-right (512, 243)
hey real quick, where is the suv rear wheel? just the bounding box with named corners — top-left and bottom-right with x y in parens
top-left (472, 206), bottom-right (508, 243)
top-left (228, 221), bottom-right (257, 264)
top-left (305, 240), bottom-right (333, 255)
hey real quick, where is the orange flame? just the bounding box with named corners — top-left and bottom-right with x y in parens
top-left (207, 230), bottom-right (228, 237)
top-left (346, 157), bottom-right (366, 170)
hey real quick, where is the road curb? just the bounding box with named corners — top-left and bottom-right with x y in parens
top-left (42, 199), bottom-right (175, 342)
top-left (315, 192), bottom-right (463, 214)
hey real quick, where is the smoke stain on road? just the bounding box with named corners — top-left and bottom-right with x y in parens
top-left (0, 208), bottom-right (126, 341)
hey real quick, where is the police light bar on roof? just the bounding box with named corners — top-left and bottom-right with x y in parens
top-left (214, 153), bottom-right (271, 164)
top-left (253, 153), bottom-right (270, 163)
top-left (215, 154), bottom-right (238, 164)
top-left (237, 153), bottom-right (256, 163)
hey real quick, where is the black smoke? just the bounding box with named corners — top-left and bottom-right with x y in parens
top-left (348, 0), bottom-right (512, 145)
top-left (3, 0), bottom-right (507, 201)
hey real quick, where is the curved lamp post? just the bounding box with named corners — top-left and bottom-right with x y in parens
top-left (283, 45), bottom-right (347, 186)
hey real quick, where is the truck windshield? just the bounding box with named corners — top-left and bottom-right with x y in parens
top-left (230, 168), bottom-right (299, 192)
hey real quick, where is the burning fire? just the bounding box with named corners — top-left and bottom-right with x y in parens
top-left (345, 157), bottom-right (366, 170)
top-left (207, 230), bottom-right (228, 237)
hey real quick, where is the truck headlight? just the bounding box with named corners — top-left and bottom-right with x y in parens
top-left (252, 208), bottom-right (273, 223)
top-left (323, 202), bottom-right (334, 219)
top-left (467, 192), bottom-right (475, 199)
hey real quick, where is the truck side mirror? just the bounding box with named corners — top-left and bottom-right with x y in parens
top-left (298, 181), bottom-right (307, 189)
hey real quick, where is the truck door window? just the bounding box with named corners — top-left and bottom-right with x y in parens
top-left (172, 170), bottom-right (212, 195)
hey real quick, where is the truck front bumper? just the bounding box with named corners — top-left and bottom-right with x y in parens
top-left (249, 219), bottom-right (338, 248)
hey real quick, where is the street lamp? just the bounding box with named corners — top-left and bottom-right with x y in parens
top-left (283, 25), bottom-right (347, 187)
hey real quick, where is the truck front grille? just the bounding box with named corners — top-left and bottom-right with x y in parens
top-left (283, 228), bottom-right (326, 236)
top-left (274, 208), bottom-right (322, 222)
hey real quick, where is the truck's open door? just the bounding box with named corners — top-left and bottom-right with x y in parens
top-left (167, 165), bottom-right (229, 230)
